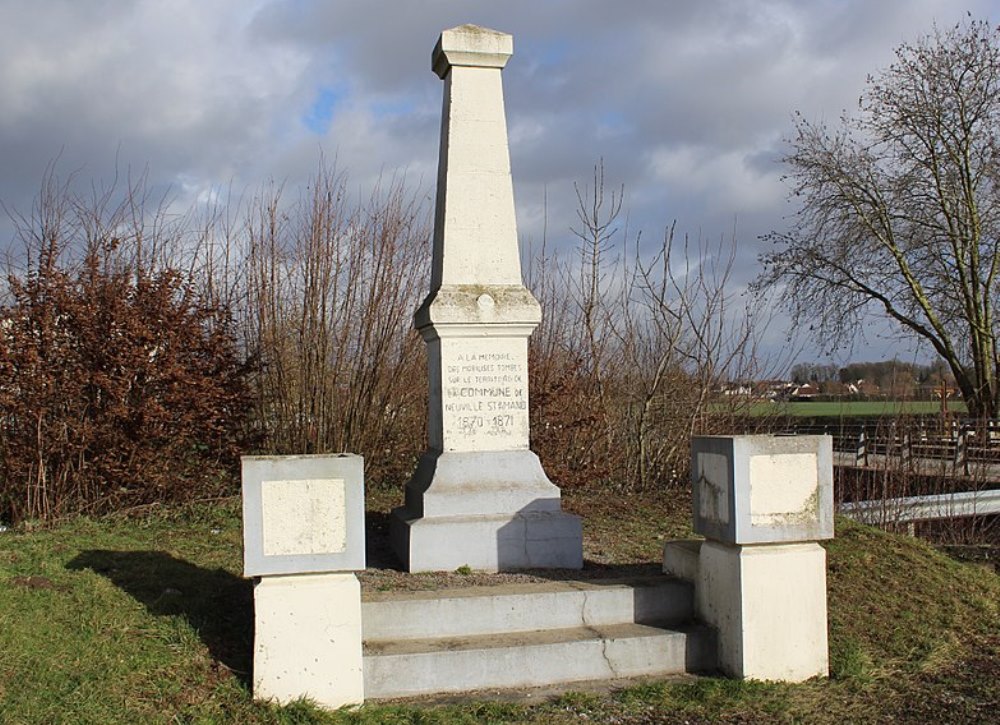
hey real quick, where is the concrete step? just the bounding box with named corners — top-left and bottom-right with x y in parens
top-left (363, 622), bottom-right (715, 699)
top-left (361, 577), bottom-right (712, 700)
top-left (662, 539), bottom-right (702, 582)
top-left (362, 576), bottom-right (694, 641)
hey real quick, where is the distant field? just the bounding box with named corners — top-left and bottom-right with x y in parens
top-left (741, 400), bottom-right (967, 418)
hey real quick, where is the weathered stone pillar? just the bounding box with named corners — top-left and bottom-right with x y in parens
top-left (390, 25), bottom-right (582, 573)
top-left (665, 435), bottom-right (834, 682)
top-left (242, 454), bottom-right (366, 708)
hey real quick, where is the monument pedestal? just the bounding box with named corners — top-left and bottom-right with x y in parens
top-left (696, 540), bottom-right (828, 681)
top-left (389, 286), bottom-right (582, 572)
top-left (241, 454), bottom-right (367, 707)
top-left (253, 573), bottom-right (364, 708)
top-left (390, 449), bottom-right (582, 571)
top-left (390, 288), bottom-right (586, 572)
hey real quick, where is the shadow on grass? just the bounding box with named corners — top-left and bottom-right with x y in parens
top-left (66, 550), bottom-right (253, 688)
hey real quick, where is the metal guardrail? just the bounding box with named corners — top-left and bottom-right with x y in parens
top-left (839, 489), bottom-right (1000, 524)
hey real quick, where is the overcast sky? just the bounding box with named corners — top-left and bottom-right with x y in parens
top-left (1, 0), bottom-right (996, 366)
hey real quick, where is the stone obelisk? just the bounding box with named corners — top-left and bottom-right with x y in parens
top-left (390, 25), bottom-right (583, 572)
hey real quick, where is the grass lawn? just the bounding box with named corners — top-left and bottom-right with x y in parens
top-left (745, 399), bottom-right (968, 418)
top-left (0, 486), bottom-right (998, 723)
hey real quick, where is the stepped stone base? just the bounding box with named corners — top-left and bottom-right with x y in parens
top-left (662, 539), bottom-right (702, 581)
top-left (361, 577), bottom-right (713, 699)
top-left (390, 508), bottom-right (583, 573)
top-left (365, 623), bottom-right (711, 699)
top-left (362, 576), bottom-right (695, 640)
top-left (390, 449), bottom-right (582, 572)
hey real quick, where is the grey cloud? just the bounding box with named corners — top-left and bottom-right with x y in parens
top-left (0, 0), bottom-right (995, 362)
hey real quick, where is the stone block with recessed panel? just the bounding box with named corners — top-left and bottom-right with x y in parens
top-left (242, 454), bottom-right (365, 576)
top-left (691, 435), bottom-right (833, 545)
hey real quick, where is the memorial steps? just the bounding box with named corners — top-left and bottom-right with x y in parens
top-left (360, 576), bottom-right (715, 699)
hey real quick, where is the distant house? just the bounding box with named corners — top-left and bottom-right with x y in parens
top-left (845, 379), bottom-right (880, 397)
top-left (719, 381), bottom-right (753, 397)
top-left (717, 380), bottom-right (799, 400)
top-left (790, 383), bottom-right (821, 400)
top-left (754, 380), bottom-right (795, 400)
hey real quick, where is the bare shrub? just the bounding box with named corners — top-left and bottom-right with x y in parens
top-left (242, 166), bottom-right (429, 487)
top-left (0, 173), bottom-right (253, 523)
top-left (0, 156), bottom-right (767, 517)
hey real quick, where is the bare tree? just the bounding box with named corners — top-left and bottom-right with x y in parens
top-left (622, 226), bottom-right (761, 488)
top-left (569, 160), bottom-right (625, 461)
top-left (530, 164), bottom-right (768, 491)
top-left (760, 19), bottom-right (1000, 419)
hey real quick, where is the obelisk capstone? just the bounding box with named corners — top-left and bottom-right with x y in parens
top-left (390, 25), bottom-right (583, 572)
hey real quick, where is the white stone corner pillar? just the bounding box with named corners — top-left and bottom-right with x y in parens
top-left (690, 435), bottom-right (834, 682)
top-left (389, 24), bottom-right (582, 573)
top-left (241, 454), bottom-right (366, 709)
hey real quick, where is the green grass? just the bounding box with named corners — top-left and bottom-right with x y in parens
top-left (1, 492), bottom-right (998, 723)
top-left (745, 399), bottom-right (967, 417)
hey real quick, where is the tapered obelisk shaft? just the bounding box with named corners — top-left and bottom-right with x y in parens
top-left (429, 25), bottom-right (521, 289)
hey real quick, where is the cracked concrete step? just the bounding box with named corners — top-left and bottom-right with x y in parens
top-left (362, 576), bottom-right (695, 641)
top-left (363, 622), bottom-right (715, 699)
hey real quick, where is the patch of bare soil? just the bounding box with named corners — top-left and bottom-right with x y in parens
top-left (10, 575), bottom-right (58, 589)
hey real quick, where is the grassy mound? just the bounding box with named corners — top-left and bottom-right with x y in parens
top-left (826, 518), bottom-right (999, 674)
top-left (0, 492), bottom-right (997, 723)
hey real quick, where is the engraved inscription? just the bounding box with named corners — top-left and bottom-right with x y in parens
top-left (441, 341), bottom-right (529, 449)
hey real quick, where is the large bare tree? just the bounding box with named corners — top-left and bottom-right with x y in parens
top-left (760, 19), bottom-right (1000, 418)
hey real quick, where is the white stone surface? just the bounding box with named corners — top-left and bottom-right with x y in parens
top-left (433, 23), bottom-right (513, 77)
top-left (242, 454), bottom-right (365, 576)
top-left (261, 478), bottom-right (346, 556)
top-left (749, 453), bottom-right (818, 526)
top-left (436, 335), bottom-right (530, 451)
top-left (361, 578), bottom-right (694, 641)
top-left (692, 435), bottom-right (833, 544)
top-left (429, 25), bottom-right (520, 289)
top-left (696, 541), bottom-right (829, 682)
top-left (253, 573), bottom-right (363, 708)
top-left (402, 450), bottom-right (563, 518)
top-left (392, 507), bottom-right (583, 573)
top-left (415, 284), bottom-right (541, 328)
top-left (364, 624), bottom-right (712, 699)
top-left (661, 539), bottom-right (703, 581)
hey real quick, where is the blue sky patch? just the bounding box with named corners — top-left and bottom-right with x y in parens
top-left (302, 86), bottom-right (349, 134)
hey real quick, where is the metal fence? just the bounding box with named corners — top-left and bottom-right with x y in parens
top-left (781, 418), bottom-right (1000, 477)
top-left (776, 418), bottom-right (1000, 526)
